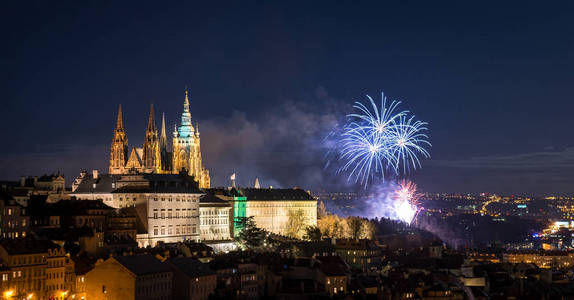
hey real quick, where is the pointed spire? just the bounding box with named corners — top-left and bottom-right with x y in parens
top-left (184, 87), bottom-right (190, 113)
top-left (116, 104), bottom-right (124, 129)
top-left (147, 103), bottom-right (156, 131)
top-left (254, 177), bottom-right (260, 189)
top-left (160, 112), bottom-right (167, 148)
top-left (178, 88), bottom-right (193, 135)
top-left (161, 113), bottom-right (167, 137)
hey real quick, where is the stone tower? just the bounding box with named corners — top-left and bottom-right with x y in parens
top-left (109, 105), bottom-right (128, 174)
top-left (107, 89), bottom-right (210, 187)
top-left (143, 104), bottom-right (161, 173)
top-left (172, 89), bottom-right (210, 188)
top-left (172, 89), bottom-right (195, 173)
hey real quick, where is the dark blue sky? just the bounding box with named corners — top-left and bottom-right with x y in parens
top-left (3, 1), bottom-right (574, 194)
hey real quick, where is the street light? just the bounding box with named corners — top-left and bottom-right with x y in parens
top-left (3, 290), bottom-right (13, 298)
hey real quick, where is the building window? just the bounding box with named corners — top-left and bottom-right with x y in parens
top-left (153, 209), bottom-right (158, 219)
top-left (154, 227), bottom-right (158, 236)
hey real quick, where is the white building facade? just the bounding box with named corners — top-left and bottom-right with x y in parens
top-left (71, 172), bottom-right (202, 247)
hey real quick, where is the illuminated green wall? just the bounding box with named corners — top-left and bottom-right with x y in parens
top-left (233, 196), bottom-right (247, 237)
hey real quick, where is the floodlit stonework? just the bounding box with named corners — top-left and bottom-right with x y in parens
top-left (109, 89), bottom-right (210, 188)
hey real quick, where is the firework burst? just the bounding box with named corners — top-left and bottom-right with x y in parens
top-left (337, 92), bottom-right (430, 186)
top-left (393, 180), bottom-right (423, 224)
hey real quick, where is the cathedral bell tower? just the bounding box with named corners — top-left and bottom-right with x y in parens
top-left (109, 105), bottom-right (128, 174)
top-left (172, 89), bottom-right (195, 174)
top-left (143, 104), bottom-right (161, 173)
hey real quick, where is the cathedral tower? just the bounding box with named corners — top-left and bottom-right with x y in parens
top-left (107, 89), bottom-right (209, 187)
top-left (172, 89), bottom-right (195, 173)
top-left (159, 112), bottom-right (171, 172)
top-left (143, 104), bottom-right (161, 173)
top-left (109, 105), bottom-right (128, 174)
top-left (172, 89), bottom-right (210, 188)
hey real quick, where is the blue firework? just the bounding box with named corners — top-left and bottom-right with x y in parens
top-left (388, 115), bottom-right (431, 174)
top-left (337, 92), bottom-right (431, 186)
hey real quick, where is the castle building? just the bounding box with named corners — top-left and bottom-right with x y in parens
top-left (71, 171), bottom-right (202, 247)
top-left (109, 89), bottom-right (210, 188)
top-left (206, 187), bottom-right (317, 237)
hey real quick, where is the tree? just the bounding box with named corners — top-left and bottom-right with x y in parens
top-left (360, 219), bottom-right (376, 239)
top-left (234, 216), bottom-right (266, 250)
top-left (318, 214), bottom-right (347, 239)
top-left (303, 225), bottom-right (322, 241)
top-left (347, 217), bottom-right (364, 240)
top-left (286, 209), bottom-right (308, 238)
top-left (317, 201), bottom-right (328, 219)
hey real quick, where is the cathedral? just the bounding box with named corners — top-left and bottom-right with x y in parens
top-left (108, 89), bottom-right (210, 188)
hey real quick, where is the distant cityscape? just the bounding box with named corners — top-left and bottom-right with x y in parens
top-left (5, 2), bottom-right (574, 299)
top-left (2, 169), bottom-right (574, 299)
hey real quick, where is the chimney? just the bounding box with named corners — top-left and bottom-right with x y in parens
top-left (92, 170), bottom-right (99, 180)
top-left (20, 176), bottom-right (25, 187)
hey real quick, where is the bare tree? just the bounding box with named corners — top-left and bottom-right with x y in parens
top-left (347, 216), bottom-right (364, 240)
top-left (317, 201), bottom-right (328, 219)
top-left (286, 209), bottom-right (308, 238)
top-left (318, 214), bottom-right (348, 239)
top-left (360, 219), bottom-right (376, 239)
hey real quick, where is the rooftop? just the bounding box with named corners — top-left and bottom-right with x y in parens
top-left (168, 257), bottom-right (215, 277)
top-left (237, 188), bottom-right (314, 201)
top-left (0, 238), bottom-right (60, 255)
top-left (72, 173), bottom-right (202, 194)
top-left (113, 254), bottom-right (172, 276)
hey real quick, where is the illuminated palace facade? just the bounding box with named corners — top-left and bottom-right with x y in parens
top-left (110, 89), bottom-right (210, 188)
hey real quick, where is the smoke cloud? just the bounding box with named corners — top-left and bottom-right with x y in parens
top-left (200, 87), bottom-right (351, 191)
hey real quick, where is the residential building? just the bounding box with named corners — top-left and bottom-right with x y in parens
top-left (333, 239), bottom-right (384, 271)
top-left (167, 257), bottom-right (216, 300)
top-left (0, 238), bottom-right (73, 300)
top-left (0, 193), bottom-right (29, 239)
top-left (85, 254), bottom-right (172, 300)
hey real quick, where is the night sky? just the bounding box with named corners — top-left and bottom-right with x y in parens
top-left (3, 1), bottom-right (574, 195)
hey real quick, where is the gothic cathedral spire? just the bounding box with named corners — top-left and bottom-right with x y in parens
top-left (143, 104), bottom-right (161, 173)
top-left (159, 112), bottom-right (170, 172)
top-left (109, 105), bottom-right (128, 174)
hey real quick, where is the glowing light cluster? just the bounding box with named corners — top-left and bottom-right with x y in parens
top-left (393, 180), bottom-right (422, 224)
top-left (338, 92), bottom-right (430, 186)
